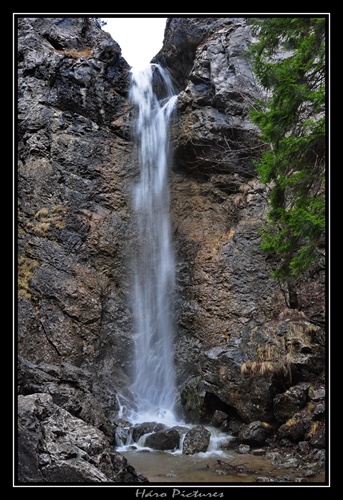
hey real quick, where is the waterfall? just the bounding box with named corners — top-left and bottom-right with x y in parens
top-left (128, 64), bottom-right (178, 425)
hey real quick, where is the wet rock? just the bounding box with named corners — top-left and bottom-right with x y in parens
top-left (237, 444), bottom-right (250, 454)
top-left (277, 413), bottom-right (311, 443)
top-left (211, 410), bottom-right (228, 427)
top-left (144, 428), bottom-right (180, 451)
top-left (273, 382), bottom-right (310, 423)
top-left (114, 423), bottom-right (130, 447)
top-left (180, 377), bottom-right (207, 423)
top-left (239, 421), bottom-right (273, 446)
top-left (224, 417), bottom-right (244, 437)
top-left (314, 449), bottom-right (326, 462)
top-left (182, 425), bottom-right (211, 454)
top-left (309, 386), bottom-right (326, 402)
top-left (173, 425), bottom-right (192, 436)
top-left (312, 403), bottom-right (325, 420)
top-left (132, 422), bottom-right (166, 443)
top-left (307, 421), bottom-right (326, 449)
top-left (297, 441), bottom-right (311, 454)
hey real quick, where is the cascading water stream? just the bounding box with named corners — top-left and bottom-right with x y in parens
top-left (115, 67), bottom-right (288, 481)
top-left (115, 65), bottom-right (233, 463)
top-left (128, 64), bottom-right (178, 425)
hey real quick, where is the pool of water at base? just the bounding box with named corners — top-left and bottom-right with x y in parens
top-left (121, 449), bottom-right (326, 484)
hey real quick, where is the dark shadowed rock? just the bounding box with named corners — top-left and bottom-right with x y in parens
top-left (132, 422), bottom-right (167, 443)
top-left (276, 414), bottom-right (311, 443)
top-left (239, 421), bottom-right (273, 446)
top-left (273, 383), bottom-right (310, 424)
top-left (144, 428), bottom-right (180, 451)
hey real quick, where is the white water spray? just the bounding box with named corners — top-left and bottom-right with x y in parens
top-left (128, 64), bottom-right (178, 425)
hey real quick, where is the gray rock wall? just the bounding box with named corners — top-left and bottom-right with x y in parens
top-left (157, 16), bottom-right (325, 439)
top-left (17, 17), bottom-right (136, 409)
top-left (17, 17), bottom-right (140, 481)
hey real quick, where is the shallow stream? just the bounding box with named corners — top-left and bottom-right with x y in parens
top-left (121, 447), bottom-right (326, 484)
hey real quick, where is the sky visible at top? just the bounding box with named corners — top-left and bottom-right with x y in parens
top-left (101, 17), bottom-right (167, 69)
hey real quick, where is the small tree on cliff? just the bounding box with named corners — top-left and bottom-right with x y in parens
top-left (247, 17), bottom-right (326, 308)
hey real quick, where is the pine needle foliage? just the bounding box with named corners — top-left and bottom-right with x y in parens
top-left (247, 17), bottom-right (326, 283)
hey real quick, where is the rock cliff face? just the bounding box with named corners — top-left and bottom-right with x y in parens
top-left (154, 16), bottom-right (325, 429)
top-left (17, 17), bottom-right (326, 483)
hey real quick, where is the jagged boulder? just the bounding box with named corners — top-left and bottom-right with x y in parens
top-left (18, 357), bottom-right (115, 437)
top-left (239, 421), bottom-right (273, 447)
top-left (273, 383), bottom-right (310, 424)
top-left (17, 393), bottom-right (148, 483)
top-left (182, 425), bottom-right (211, 454)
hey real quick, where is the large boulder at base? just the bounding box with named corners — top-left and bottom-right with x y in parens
top-left (144, 428), bottom-right (181, 451)
top-left (17, 393), bottom-right (148, 483)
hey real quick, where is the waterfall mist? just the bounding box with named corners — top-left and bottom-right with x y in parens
top-left (128, 64), bottom-right (178, 425)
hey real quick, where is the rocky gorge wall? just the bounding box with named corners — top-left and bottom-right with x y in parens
top-left (16, 17), bottom-right (326, 483)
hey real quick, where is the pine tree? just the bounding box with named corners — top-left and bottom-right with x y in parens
top-left (248, 17), bottom-right (326, 308)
